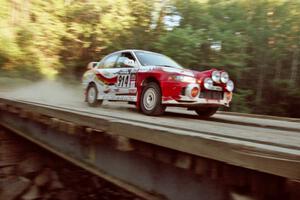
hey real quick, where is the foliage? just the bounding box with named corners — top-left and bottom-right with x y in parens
top-left (0, 0), bottom-right (299, 117)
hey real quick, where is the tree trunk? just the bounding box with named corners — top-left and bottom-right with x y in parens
top-left (255, 64), bottom-right (264, 105)
top-left (10, 0), bottom-right (18, 26)
top-left (290, 48), bottom-right (299, 86)
top-left (23, 0), bottom-right (30, 23)
top-left (255, 52), bottom-right (267, 105)
top-left (275, 60), bottom-right (282, 80)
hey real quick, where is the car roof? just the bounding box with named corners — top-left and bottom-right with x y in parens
top-left (99, 49), bottom-right (166, 67)
top-left (113, 49), bottom-right (161, 55)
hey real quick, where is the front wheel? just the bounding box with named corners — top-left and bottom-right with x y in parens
top-left (140, 82), bottom-right (165, 116)
top-left (86, 84), bottom-right (103, 107)
top-left (195, 107), bottom-right (219, 118)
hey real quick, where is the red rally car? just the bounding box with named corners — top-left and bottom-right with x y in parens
top-left (82, 50), bottom-right (234, 117)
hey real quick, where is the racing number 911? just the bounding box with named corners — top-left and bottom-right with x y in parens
top-left (82, 49), bottom-right (234, 118)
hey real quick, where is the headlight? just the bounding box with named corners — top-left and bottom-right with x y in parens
top-left (204, 78), bottom-right (213, 89)
top-left (212, 70), bottom-right (221, 83)
top-left (171, 75), bottom-right (196, 83)
top-left (185, 84), bottom-right (200, 98)
top-left (220, 71), bottom-right (229, 83)
top-left (226, 80), bottom-right (234, 92)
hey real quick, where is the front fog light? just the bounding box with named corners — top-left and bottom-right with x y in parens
top-left (226, 80), bottom-right (234, 92)
top-left (212, 70), bottom-right (221, 83)
top-left (221, 71), bottom-right (229, 83)
top-left (185, 84), bottom-right (200, 98)
top-left (204, 78), bottom-right (213, 89)
top-left (191, 87), bottom-right (199, 98)
top-left (226, 92), bottom-right (233, 101)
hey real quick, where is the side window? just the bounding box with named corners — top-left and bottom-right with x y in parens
top-left (98, 53), bottom-right (120, 69)
top-left (116, 52), bottom-right (136, 68)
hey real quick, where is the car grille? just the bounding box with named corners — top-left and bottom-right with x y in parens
top-left (199, 91), bottom-right (223, 100)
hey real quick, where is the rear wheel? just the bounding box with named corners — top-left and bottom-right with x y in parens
top-left (195, 107), bottom-right (219, 118)
top-left (86, 84), bottom-right (103, 107)
top-left (140, 82), bottom-right (165, 116)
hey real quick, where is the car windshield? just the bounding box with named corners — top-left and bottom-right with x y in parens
top-left (135, 51), bottom-right (183, 69)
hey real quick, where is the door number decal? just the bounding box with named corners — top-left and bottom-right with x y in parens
top-left (117, 74), bottom-right (130, 88)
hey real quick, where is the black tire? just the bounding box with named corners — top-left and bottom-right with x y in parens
top-left (195, 107), bottom-right (219, 118)
top-left (140, 82), bottom-right (165, 116)
top-left (86, 83), bottom-right (103, 107)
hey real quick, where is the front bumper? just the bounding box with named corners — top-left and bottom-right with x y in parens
top-left (162, 87), bottom-right (232, 107)
top-left (162, 97), bottom-right (230, 107)
top-left (160, 81), bottom-right (232, 107)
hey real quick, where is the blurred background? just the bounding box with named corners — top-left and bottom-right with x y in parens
top-left (0, 0), bottom-right (299, 117)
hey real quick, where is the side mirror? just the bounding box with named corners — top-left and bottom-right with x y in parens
top-left (87, 62), bottom-right (98, 70)
top-left (123, 58), bottom-right (136, 67)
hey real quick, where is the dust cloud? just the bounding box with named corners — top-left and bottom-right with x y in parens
top-left (0, 80), bottom-right (84, 106)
